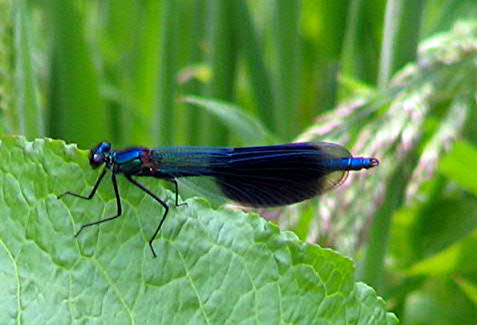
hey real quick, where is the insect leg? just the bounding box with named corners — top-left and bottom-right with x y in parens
top-left (167, 179), bottom-right (188, 207)
top-left (74, 172), bottom-right (123, 237)
top-left (58, 168), bottom-right (107, 200)
top-left (125, 175), bottom-right (169, 258)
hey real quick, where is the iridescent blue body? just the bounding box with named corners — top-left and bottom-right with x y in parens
top-left (60, 141), bottom-right (379, 256)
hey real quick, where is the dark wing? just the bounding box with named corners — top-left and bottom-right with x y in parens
top-left (208, 143), bottom-right (350, 207)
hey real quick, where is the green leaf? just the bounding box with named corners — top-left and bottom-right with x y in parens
top-left (230, 0), bottom-right (274, 131)
top-left (440, 140), bottom-right (477, 195)
top-left (455, 277), bottom-right (477, 307)
top-left (183, 96), bottom-right (277, 145)
top-left (13, 0), bottom-right (44, 138)
top-left (0, 136), bottom-right (397, 324)
top-left (46, 1), bottom-right (108, 148)
top-left (407, 228), bottom-right (477, 276)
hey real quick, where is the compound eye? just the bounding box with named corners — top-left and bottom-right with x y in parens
top-left (89, 152), bottom-right (105, 168)
top-left (89, 141), bottom-right (111, 168)
top-left (91, 153), bottom-right (104, 166)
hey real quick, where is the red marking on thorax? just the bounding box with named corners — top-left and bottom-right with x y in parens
top-left (140, 149), bottom-right (160, 175)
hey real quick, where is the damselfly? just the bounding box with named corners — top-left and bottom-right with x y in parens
top-left (59, 141), bottom-right (379, 257)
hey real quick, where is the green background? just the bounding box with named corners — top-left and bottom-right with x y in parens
top-left (1, 0), bottom-right (477, 323)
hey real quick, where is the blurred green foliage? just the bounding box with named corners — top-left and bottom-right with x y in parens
top-left (2, 0), bottom-right (477, 323)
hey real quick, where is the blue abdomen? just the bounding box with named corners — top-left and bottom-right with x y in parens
top-left (322, 157), bottom-right (379, 171)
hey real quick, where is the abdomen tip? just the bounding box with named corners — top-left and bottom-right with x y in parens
top-left (370, 157), bottom-right (379, 167)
